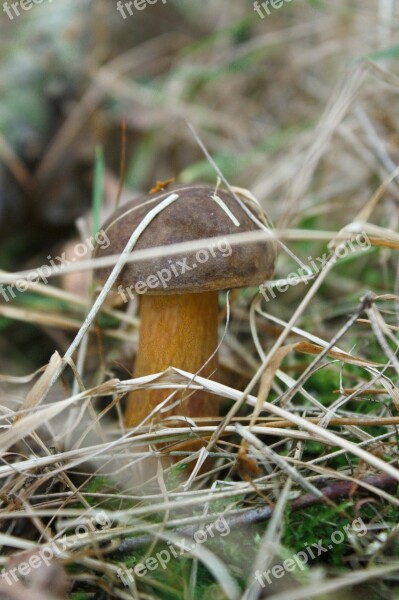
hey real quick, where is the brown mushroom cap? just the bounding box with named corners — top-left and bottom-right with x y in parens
top-left (93, 183), bottom-right (276, 294)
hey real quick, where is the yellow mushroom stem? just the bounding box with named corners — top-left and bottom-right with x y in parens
top-left (125, 291), bottom-right (219, 428)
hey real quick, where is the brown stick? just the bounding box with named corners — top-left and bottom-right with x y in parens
top-left (116, 473), bottom-right (398, 553)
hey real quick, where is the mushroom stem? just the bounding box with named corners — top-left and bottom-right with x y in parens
top-left (125, 291), bottom-right (219, 428)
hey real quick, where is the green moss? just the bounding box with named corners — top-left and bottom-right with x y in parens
top-left (283, 503), bottom-right (356, 566)
top-left (85, 476), bottom-right (110, 494)
top-left (306, 367), bottom-right (340, 403)
top-left (166, 462), bottom-right (189, 489)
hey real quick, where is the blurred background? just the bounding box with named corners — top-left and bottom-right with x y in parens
top-left (0, 0), bottom-right (398, 374)
top-left (1, 2), bottom-right (399, 599)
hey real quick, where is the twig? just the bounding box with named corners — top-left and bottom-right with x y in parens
top-left (114, 472), bottom-right (398, 554)
top-left (259, 416), bottom-right (399, 429)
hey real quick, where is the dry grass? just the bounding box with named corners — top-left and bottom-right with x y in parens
top-left (0, 1), bottom-right (399, 598)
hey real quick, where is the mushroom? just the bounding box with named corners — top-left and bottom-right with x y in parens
top-left (93, 183), bottom-right (276, 436)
